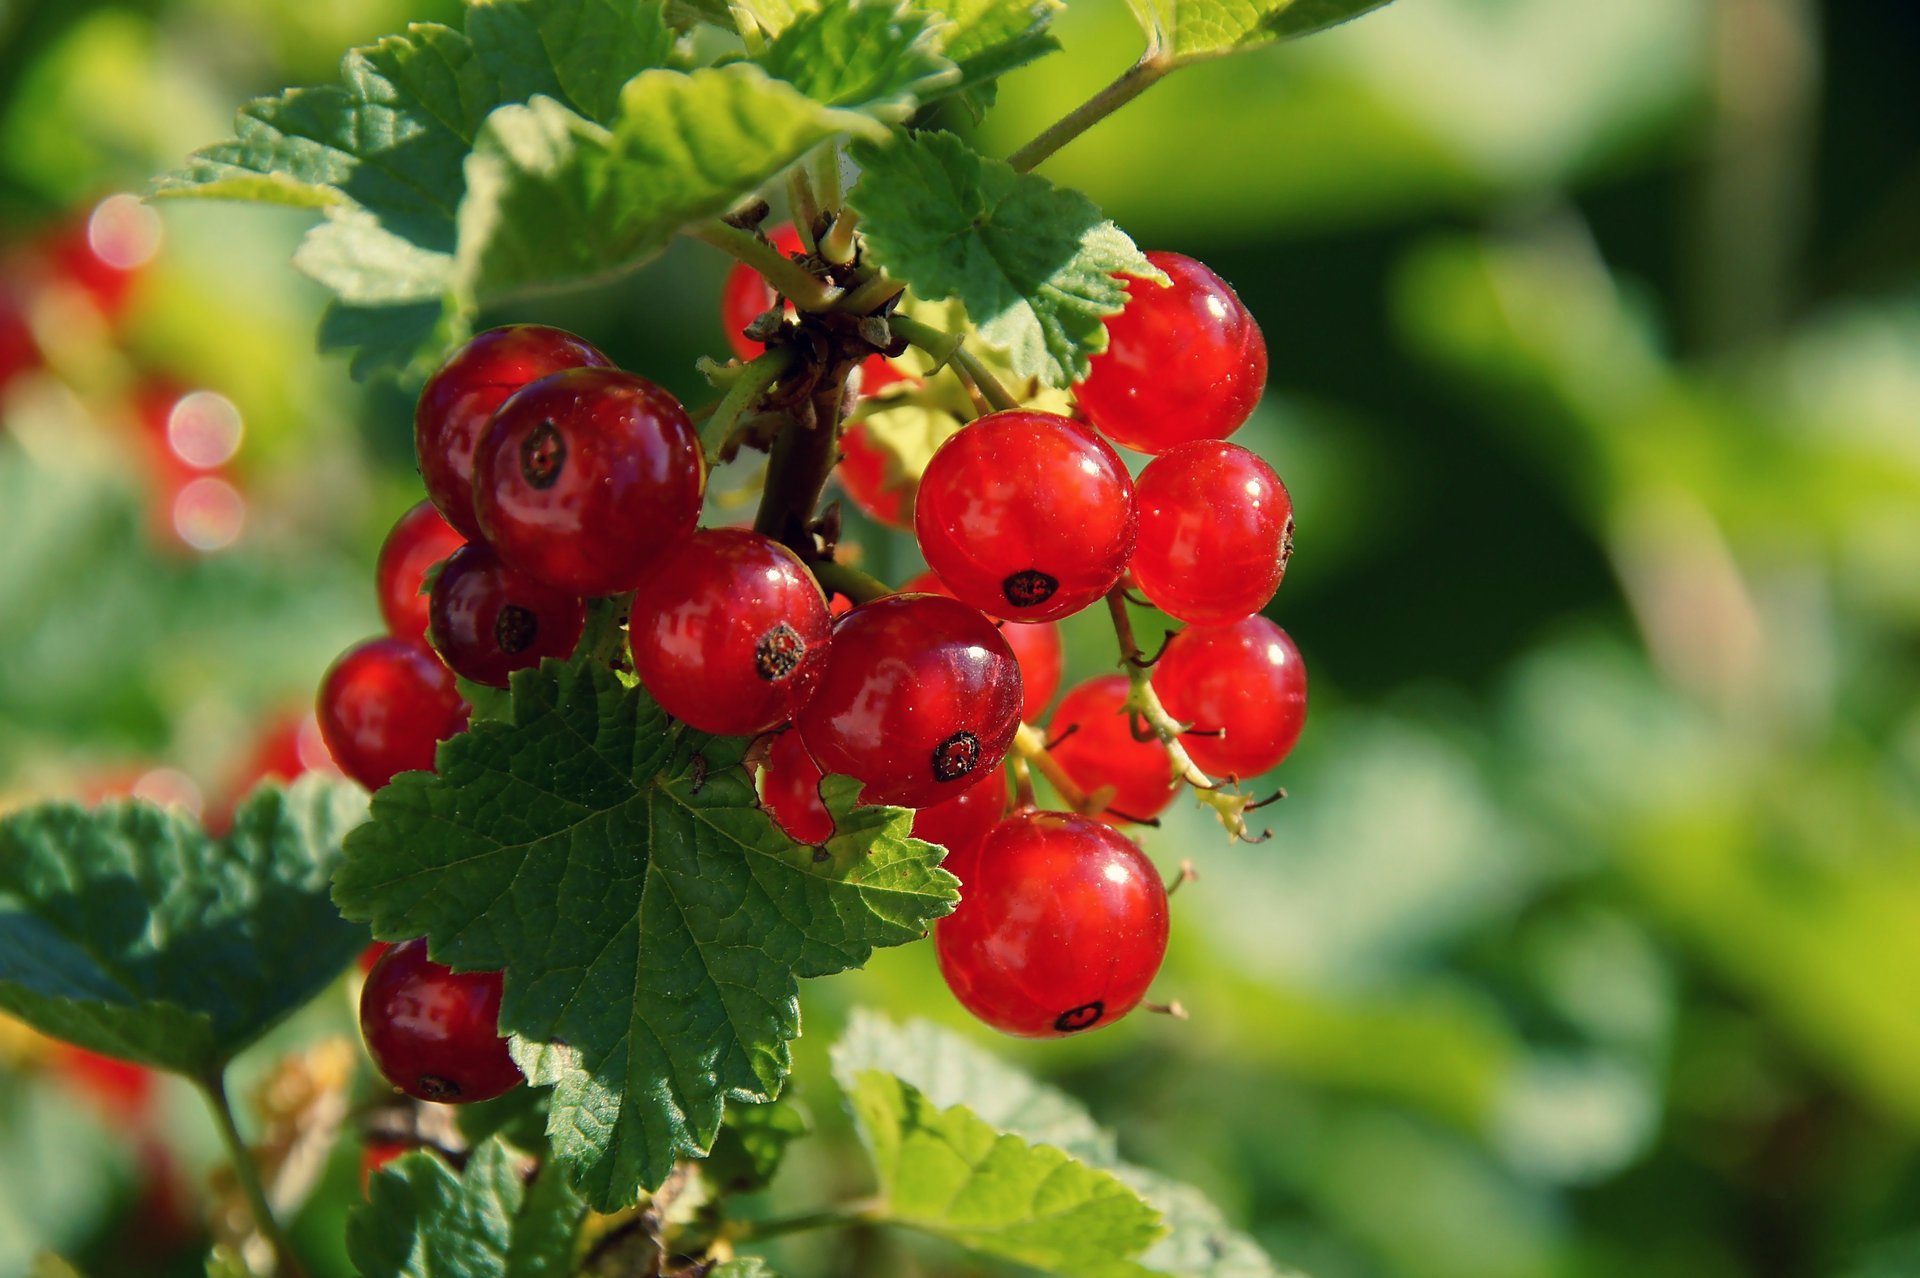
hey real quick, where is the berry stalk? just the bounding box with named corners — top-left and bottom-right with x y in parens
top-left (888, 314), bottom-right (1021, 413)
top-left (199, 1071), bottom-right (306, 1278)
top-left (699, 346), bottom-right (796, 462)
top-left (690, 221), bottom-right (839, 311)
top-left (1006, 53), bottom-right (1174, 174)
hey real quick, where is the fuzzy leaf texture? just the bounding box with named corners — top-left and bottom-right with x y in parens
top-left (348, 1139), bottom-right (585, 1278)
top-left (333, 661), bottom-right (958, 1210)
top-left (849, 130), bottom-right (1158, 386)
top-left (756, 2), bottom-right (956, 119)
top-left (0, 777), bottom-right (370, 1077)
top-left (835, 1012), bottom-right (1301, 1277)
top-left (1127, 0), bottom-right (1398, 60)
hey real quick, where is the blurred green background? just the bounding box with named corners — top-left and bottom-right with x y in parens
top-left (2, 0), bottom-right (1919, 1275)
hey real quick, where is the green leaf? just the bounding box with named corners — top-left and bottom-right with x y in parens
top-left (710, 1263), bottom-right (776, 1278)
top-left (0, 777), bottom-right (369, 1077)
top-left (757, 1), bottom-right (956, 119)
top-left (936, 0), bottom-right (1064, 105)
top-left (348, 1139), bottom-right (585, 1278)
top-left (467, 0), bottom-right (680, 125)
top-left (848, 130), bottom-right (1158, 386)
top-left (1127, 0), bottom-right (1397, 62)
top-left (456, 1086), bottom-right (554, 1155)
top-left (834, 1012), bottom-right (1299, 1277)
top-left (333, 661), bottom-right (958, 1210)
top-left (456, 67), bottom-right (883, 302)
top-left (833, 1062), bottom-right (1165, 1277)
top-left (705, 1097), bottom-right (812, 1194)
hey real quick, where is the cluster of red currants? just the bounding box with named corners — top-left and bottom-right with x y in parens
top-left (341, 241), bottom-right (1305, 1111)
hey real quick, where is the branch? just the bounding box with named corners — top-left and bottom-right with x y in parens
top-left (200, 1072), bottom-right (305, 1278)
top-left (1007, 53), bottom-right (1173, 174)
top-left (698, 347), bottom-right (796, 463)
top-left (811, 558), bottom-right (893, 606)
top-left (688, 220), bottom-right (839, 311)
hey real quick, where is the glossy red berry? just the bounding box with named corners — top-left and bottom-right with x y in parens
top-left (1075, 252), bottom-right (1267, 454)
top-left (359, 938), bottom-right (522, 1104)
top-left (474, 368), bottom-right (704, 596)
top-left (1046, 675), bottom-right (1180, 823)
top-left (936, 810), bottom-right (1169, 1037)
top-left (903, 572), bottom-right (1062, 722)
top-left (914, 410), bottom-right (1136, 622)
top-left (415, 325), bottom-right (610, 541)
top-left (317, 638), bottom-right (467, 791)
top-left (376, 501), bottom-right (466, 639)
top-left (796, 594), bottom-right (1022, 809)
top-left (760, 729), bottom-right (1006, 863)
top-left (836, 420), bottom-right (914, 530)
top-left (629, 529), bottom-right (831, 736)
top-left (1153, 617), bottom-right (1307, 778)
top-left (1130, 441), bottom-right (1293, 625)
top-left (428, 542), bottom-right (586, 688)
top-left (909, 772), bottom-right (1006, 872)
top-left (360, 941), bottom-right (394, 974)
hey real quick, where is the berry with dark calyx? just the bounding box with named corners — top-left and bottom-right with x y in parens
top-left (359, 938), bottom-right (522, 1105)
top-left (415, 325), bottom-right (610, 541)
top-left (914, 410), bottom-right (1136, 622)
top-left (1075, 251), bottom-right (1267, 455)
top-left (629, 528), bottom-right (831, 736)
top-left (1130, 441), bottom-right (1293, 625)
top-left (428, 542), bottom-right (585, 688)
top-left (1153, 617), bottom-right (1307, 778)
top-left (936, 809), bottom-right (1169, 1038)
top-left (474, 367), bottom-right (704, 597)
top-left (796, 594), bottom-right (1022, 809)
top-left (1047, 675), bottom-right (1180, 823)
top-left (316, 638), bottom-right (467, 791)
top-left (903, 571), bottom-right (1062, 721)
top-left (760, 729), bottom-right (1006, 865)
top-left (376, 501), bottom-right (465, 640)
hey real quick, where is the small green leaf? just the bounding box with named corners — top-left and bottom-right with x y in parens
top-left (348, 1139), bottom-right (585, 1278)
top-left (333, 661), bottom-right (958, 1209)
top-left (757, 1), bottom-right (956, 119)
top-left (0, 777), bottom-right (369, 1076)
top-left (835, 1012), bottom-right (1300, 1277)
top-left (937, 0), bottom-right (1064, 106)
top-left (455, 68), bottom-right (884, 303)
top-left (710, 1262), bottom-right (776, 1278)
top-left (1127, 0), bottom-right (1396, 62)
top-left (849, 131), bottom-right (1158, 386)
top-left (705, 1097), bottom-right (812, 1194)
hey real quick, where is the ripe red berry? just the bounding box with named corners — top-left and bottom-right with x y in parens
top-left (936, 810), bottom-right (1169, 1037)
top-left (796, 594), bottom-right (1022, 809)
top-left (376, 501), bottom-right (465, 640)
top-left (1153, 617), bottom-right (1307, 778)
top-left (903, 572), bottom-right (1062, 722)
top-left (428, 542), bottom-right (586, 689)
top-left (1130, 441), bottom-right (1294, 625)
top-left (0, 287), bottom-right (39, 392)
top-left (835, 420), bottom-right (913, 530)
top-left (415, 325), bottom-right (610, 541)
top-left (914, 410), bottom-right (1136, 622)
top-left (760, 729), bottom-right (1006, 863)
top-left (359, 938), bottom-right (522, 1104)
top-left (317, 638), bottom-right (467, 791)
top-left (1075, 251), bottom-right (1267, 454)
top-left (361, 1140), bottom-right (410, 1192)
top-left (1046, 675), bottom-right (1180, 823)
top-left (360, 941), bottom-right (393, 974)
top-left (474, 368), bottom-right (705, 597)
top-left (629, 529), bottom-right (831, 736)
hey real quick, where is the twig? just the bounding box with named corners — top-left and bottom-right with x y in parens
top-left (698, 348), bottom-right (796, 463)
top-left (1007, 54), bottom-right (1173, 174)
top-left (688, 221), bottom-right (838, 311)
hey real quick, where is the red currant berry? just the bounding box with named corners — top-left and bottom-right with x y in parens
top-left (361, 1140), bottom-right (411, 1192)
top-left (1153, 617), bottom-right (1307, 778)
top-left (0, 286), bottom-right (39, 392)
top-left (796, 594), bottom-right (1022, 809)
top-left (909, 772), bottom-right (1006, 878)
top-left (416, 325), bottom-right (610, 541)
top-left (760, 729), bottom-right (1006, 866)
top-left (836, 420), bottom-right (914, 530)
top-left (428, 542), bottom-right (586, 689)
top-left (359, 938), bottom-right (522, 1104)
top-left (936, 810), bottom-right (1169, 1037)
top-left (376, 501), bottom-right (465, 640)
top-left (1130, 441), bottom-right (1293, 625)
top-left (1046, 675), bottom-right (1180, 823)
top-left (914, 410), bottom-right (1136, 622)
top-left (316, 638), bottom-right (466, 791)
top-left (474, 368), bottom-right (704, 597)
top-left (903, 571), bottom-right (1062, 722)
top-left (1075, 252), bottom-right (1267, 454)
top-left (629, 529), bottom-right (831, 736)
top-left (360, 941), bottom-right (394, 974)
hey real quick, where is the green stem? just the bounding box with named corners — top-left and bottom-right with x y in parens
top-left (819, 208), bottom-right (860, 267)
top-left (812, 559), bottom-right (893, 605)
top-left (700, 347), bottom-right (796, 462)
top-left (1006, 54), bottom-right (1173, 174)
top-left (813, 143), bottom-right (846, 213)
top-left (889, 314), bottom-right (1021, 413)
top-left (689, 221), bottom-right (838, 311)
top-left (838, 271), bottom-right (903, 316)
top-left (199, 1072), bottom-right (305, 1278)
top-left (788, 167), bottom-right (822, 254)
top-left (729, 1199), bottom-right (884, 1243)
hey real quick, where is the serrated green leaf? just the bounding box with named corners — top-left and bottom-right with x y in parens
top-left (468, 0), bottom-right (680, 125)
top-left (757, 1), bottom-right (957, 119)
top-left (333, 661), bottom-right (958, 1209)
top-left (835, 1013), bottom-right (1300, 1278)
top-left (0, 777), bottom-right (369, 1077)
top-left (348, 1139), bottom-right (585, 1278)
top-left (710, 1262), bottom-right (775, 1278)
top-left (456, 68), bottom-right (881, 303)
top-left (705, 1096), bottom-right (812, 1193)
top-left (456, 1086), bottom-right (554, 1155)
top-left (849, 130), bottom-right (1157, 386)
top-left (1127, 0), bottom-right (1396, 62)
top-left (937, 0), bottom-right (1064, 102)
top-left (833, 1062), bottom-right (1165, 1277)
top-left (317, 298), bottom-right (466, 382)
